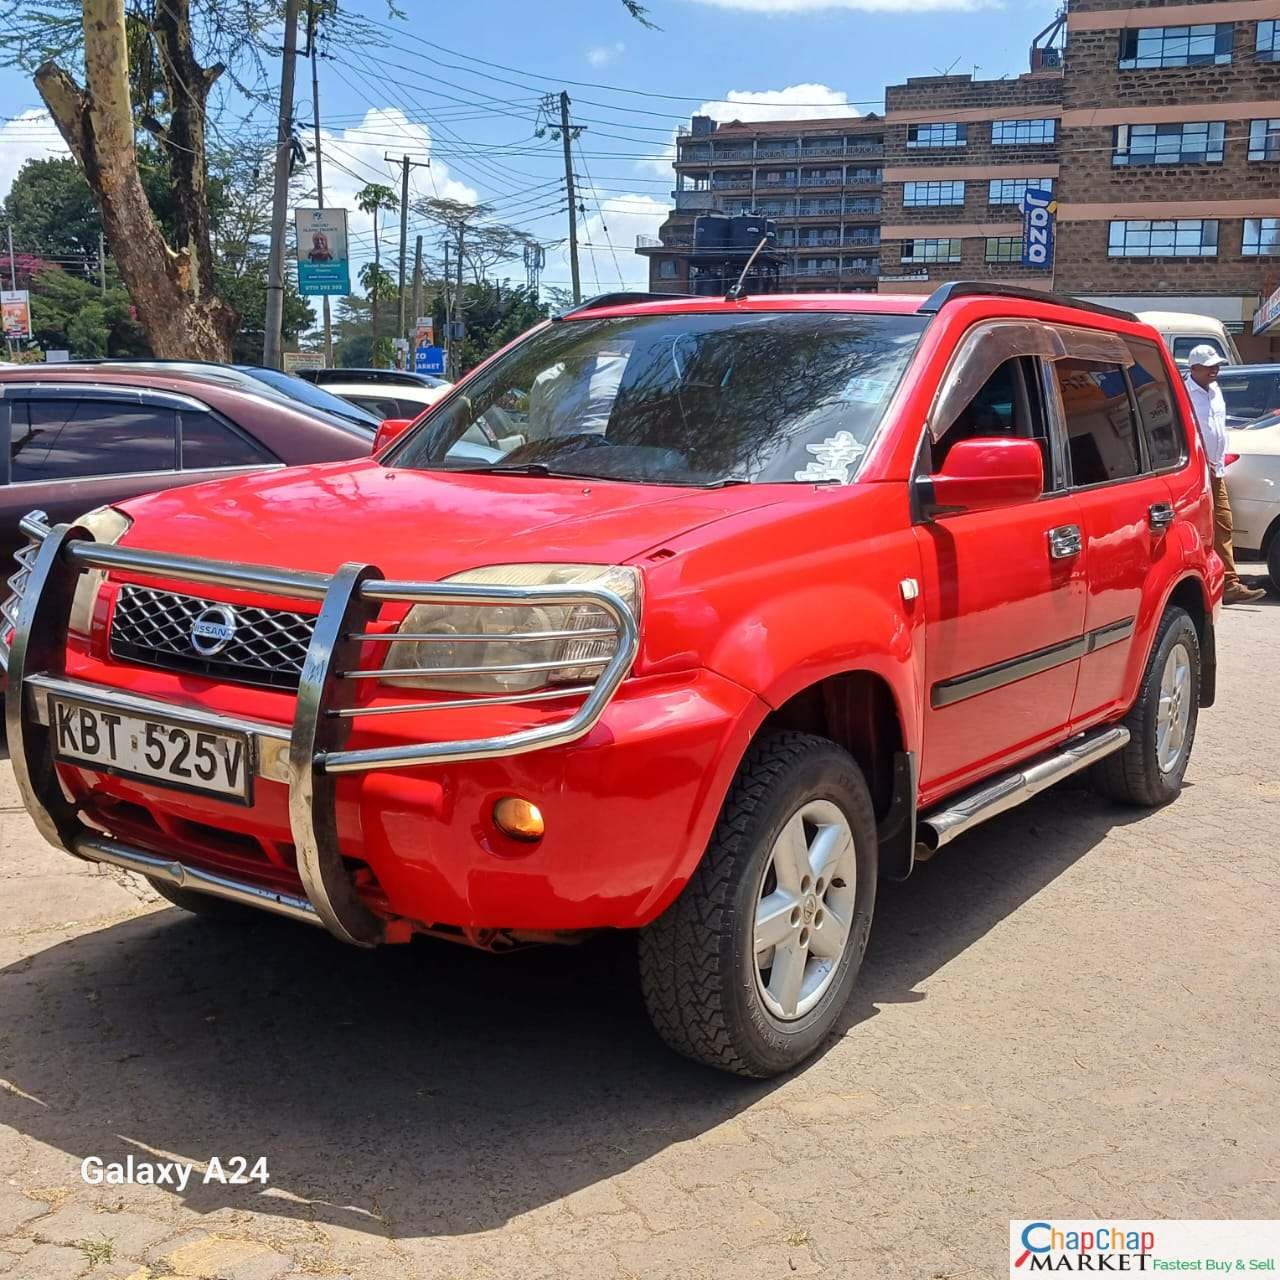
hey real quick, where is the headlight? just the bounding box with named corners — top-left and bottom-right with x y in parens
top-left (382, 563), bottom-right (640, 693)
top-left (69, 506), bottom-right (132, 635)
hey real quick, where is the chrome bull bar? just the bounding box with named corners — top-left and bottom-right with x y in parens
top-left (3, 515), bottom-right (639, 947)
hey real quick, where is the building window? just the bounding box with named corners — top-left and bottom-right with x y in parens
top-left (1113, 121), bottom-right (1226, 166)
top-left (901, 238), bottom-right (962, 263)
top-left (984, 237), bottom-right (1023, 263)
top-left (845, 196), bottom-right (881, 214)
top-left (991, 118), bottom-right (1057, 146)
top-left (848, 167), bottom-right (882, 183)
top-left (657, 259), bottom-right (678, 279)
top-left (902, 180), bottom-right (965, 207)
top-left (1258, 20), bottom-right (1279, 61)
top-left (1243, 218), bottom-right (1280, 256)
top-left (906, 123), bottom-right (967, 148)
top-left (1248, 118), bottom-right (1280, 161)
top-left (1119, 23), bottom-right (1233, 69)
top-left (1107, 218), bottom-right (1218, 257)
top-left (987, 177), bottom-right (1055, 206)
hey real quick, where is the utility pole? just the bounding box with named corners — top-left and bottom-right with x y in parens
top-left (307, 0), bottom-right (331, 366)
top-left (263, 0), bottom-right (301, 370)
top-left (411, 234), bottom-right (423, 351)
top-left (442, 240), bottom-right (452, 374)
top-left (386, 152), bottom-right (429, 351)
top-left (98, 231), bottom-right (106, 296)
top-left (6, 224), bottom-right (16, 289)
top-left (558, 91), bottom-right (582, 304)
top-left (452, 220), bottom-right (466, 380)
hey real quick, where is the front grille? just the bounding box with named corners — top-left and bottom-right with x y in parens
top-left (110, 584), bottom-right (317, 691)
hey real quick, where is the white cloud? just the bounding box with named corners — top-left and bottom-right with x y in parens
top-left (0, 110), bottom-right (70, 204)
top-left (309, 107), bottom-right (478, 280)
top-left (569, 191), bottom-right (667, 292)
top-left (642, 83), bottom-right (855, 176)
top-left (687, 0), bottom-right (992, 9)
top-left (586, 41), bottom-right (626, 67)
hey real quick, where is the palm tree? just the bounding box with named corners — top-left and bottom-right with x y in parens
top-left (356, 182), bottom-right (398, 360)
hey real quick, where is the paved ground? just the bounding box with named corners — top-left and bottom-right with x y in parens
top-left (2, 588), bottom-right (1278, 1280)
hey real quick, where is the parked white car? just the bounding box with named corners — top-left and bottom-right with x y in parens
top-left (1225, 413), bottom-right (1280, 592)
top-left (319, 378), bottom-right (452, 423)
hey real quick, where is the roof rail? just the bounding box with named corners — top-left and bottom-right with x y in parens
top-left (557, 291), bottom-right (688, 319)
top-left (917, 281), bottom-right (1137, 322)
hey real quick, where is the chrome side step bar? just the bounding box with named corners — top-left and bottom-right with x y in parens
top-left (917, 725), bottom-right (1130, 855)
top-left (75, 833), bottom-right (323, 928)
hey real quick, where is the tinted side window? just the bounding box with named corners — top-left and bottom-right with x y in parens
top-left (180, 410), bottom-right (272, 470)
top-left (1171, 335), bottom-right (1226, 362)
top-left (12, 399), bottom-right (176, 483)
top-left (1053, 359), bottom-right (1142, 486)
top-left (1217, 373), bottom-right (1278, 421)
top-left (346, 394), bottom-right (423, 420)
top-left (1125, 339), bottom-right (1187, 469)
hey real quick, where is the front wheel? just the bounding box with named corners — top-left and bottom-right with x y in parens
top-left (638, 733), bottom-right (878, 1078)
top-left (1092, 607), bottom-right (1200, 807)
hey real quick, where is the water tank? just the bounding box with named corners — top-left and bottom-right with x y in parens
top-left (730, 214), bottom-right (777, 252)
top-left (694, 213), bottom-right (731, 251)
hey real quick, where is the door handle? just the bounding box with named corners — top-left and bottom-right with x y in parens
top-left (1048, 524), bottom-right (1083, 560)
top-left (1149, 502), bottom-right (1175, 533)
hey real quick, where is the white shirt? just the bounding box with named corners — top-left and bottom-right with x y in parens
top-left (1183, 373), bottom-right (1228, 477)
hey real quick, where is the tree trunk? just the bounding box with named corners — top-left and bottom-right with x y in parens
top-left (34, 0), bottom-right (237, 359)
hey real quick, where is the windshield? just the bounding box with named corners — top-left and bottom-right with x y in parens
top-left (388, 310), bottom-right (925, 486)
top-left (238, 366), bottom-right (381, 429)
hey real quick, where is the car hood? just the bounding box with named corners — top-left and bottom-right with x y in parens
top-left (114, 458), bottom-right (785, 580)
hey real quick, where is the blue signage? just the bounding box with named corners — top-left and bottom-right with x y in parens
top-left (416, 344), bottom-right (445, 376)
top-left (295, 208), bottom-right (351, 297)
top-left (1021, 187), bottom-right (1056, 270)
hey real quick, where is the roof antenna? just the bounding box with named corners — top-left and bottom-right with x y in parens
top-left (726, 237), bottom-right (770, 302)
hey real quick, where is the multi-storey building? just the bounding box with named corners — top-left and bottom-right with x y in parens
top-left (636, 114), bottom-right (886, 293)
top-left (638, 0), bottom-right (1279, 354)
top-left (1054, 0), bottom-right (1280, 359)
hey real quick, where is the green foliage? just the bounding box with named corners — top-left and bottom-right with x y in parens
top-left (26, 265), bottom-right (150, 358)
top-left (216, 258), bottom-right (314, 362)
top-left (356, 183), bottom-right (398, 218)
top-left (437, 283), bottom-right (550, 375)
top-left (1, 157), bottom-right (100, 259)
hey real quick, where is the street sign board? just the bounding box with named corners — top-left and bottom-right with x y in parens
top-left (1, 290), bottom-right (31, 339)
top-left (416, 345), bottom-right (446, 375)
top-left (294, 208), bottom-right (351, 296)
top-left (1253, 281), bottom-right (1280, 336)
top-left (1020, 188), bottom-right (1056, 270)
top-left (283, 350), bottom-right (325, 373)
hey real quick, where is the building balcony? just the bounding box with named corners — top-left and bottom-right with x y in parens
top-left (636, 232), bottom-right (694, 252)
top-left (671, 190), bottom-right (720, 211)
top-left (797, 174), bottom-right (846, 187)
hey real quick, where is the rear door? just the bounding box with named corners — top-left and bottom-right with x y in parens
top-left (1058, 341), bottom-right (1189, 725)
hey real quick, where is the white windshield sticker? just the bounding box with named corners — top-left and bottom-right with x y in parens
top-left (844, 375), bottom-right (890, 404)
top-left (794, 431), bottom-right (866, 484)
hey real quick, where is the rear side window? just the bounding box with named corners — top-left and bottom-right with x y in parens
top-left (11, 399), bottom-right (176, 483)
top-left (1052, 359), bottom-right (1142, 486)
top-left (180, 410), bottom-right (272, 470)
top-left (346, 394), bottom-right (424, 420)
top-left (1217, 372), bottom-right (1280, 422)
top-left (1125, 339), bottom-right (1187, 469)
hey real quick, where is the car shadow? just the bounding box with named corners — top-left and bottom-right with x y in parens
top-left (0, 780), bottom-right (1152, 1240)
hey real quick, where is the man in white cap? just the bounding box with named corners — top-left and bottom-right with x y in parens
top-left (1183, 345), bottom-right (1265, 605)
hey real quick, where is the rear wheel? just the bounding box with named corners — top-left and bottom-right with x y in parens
top-left (1092, 607), bottom-right (1200, 807)
top-left (1266, 534), bottom-right (1280, 597)
top-left (638, 733), bottom-right (877, 1078)
top-left (147, 878), bottom-right (265, 923)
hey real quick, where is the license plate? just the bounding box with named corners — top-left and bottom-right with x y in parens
top-left (49, 695), bottom-right (253, 803)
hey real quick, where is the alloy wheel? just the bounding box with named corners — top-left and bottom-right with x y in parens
top-left (1155, 641), bottom-right (1193, 774)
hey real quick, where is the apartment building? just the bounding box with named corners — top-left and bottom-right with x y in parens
top-left (636, 114), bottom-right (886, 293)
top-left (1054, 0), bottom-right (1280, 359)
top-left (878, 69), bottom-right (1063, 289)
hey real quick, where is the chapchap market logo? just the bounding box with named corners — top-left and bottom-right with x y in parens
top-left (1013, 1222), bottom-right (1156, 1272)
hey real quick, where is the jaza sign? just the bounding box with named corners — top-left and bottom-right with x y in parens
top-left (1020, 188), bottom-right (1057, 270)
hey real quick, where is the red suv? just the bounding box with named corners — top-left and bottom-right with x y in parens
top-left (3, 284), bottom-right (1221, 1077)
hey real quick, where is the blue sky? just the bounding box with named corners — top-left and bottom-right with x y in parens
top-left (0, 0), bottom-right (1055, 294)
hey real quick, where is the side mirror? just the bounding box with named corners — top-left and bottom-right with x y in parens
top-left (917, 436), bottom-right (1044, 516)
top-left (374, 416), bottom-right (416, 453)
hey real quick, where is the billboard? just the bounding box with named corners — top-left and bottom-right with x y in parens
top-left (295, 208), bottom-right (351, 296)
top-left (1020, 188), bottom-right (1056, 270)
top-left (1, 290), bottom-right (31, 340)
top-left (1254, 281), bottom-right (1280, 336)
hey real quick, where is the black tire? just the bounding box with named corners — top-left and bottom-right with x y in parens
top-left (147, 878), bottom-right (266, 923)
top-left (1266, 535), bottom-right (1280, 598)
top-left (1092, 607), bottom-right (1200, 807)
top-left (638, 732), bottom-right (878, 1078)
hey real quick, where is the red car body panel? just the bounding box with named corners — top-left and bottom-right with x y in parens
top-left (23, 291), bottom-right (1219, 936)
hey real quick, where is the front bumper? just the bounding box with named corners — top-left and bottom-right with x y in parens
top-left (6, 514), bottom-right (713, 947)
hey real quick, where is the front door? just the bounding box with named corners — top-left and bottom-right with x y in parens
top-left (914, 355), bottom-right (1087, 804)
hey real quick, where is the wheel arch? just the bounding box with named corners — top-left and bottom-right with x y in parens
top-left (1159, 574), bottom-right (1216, 708)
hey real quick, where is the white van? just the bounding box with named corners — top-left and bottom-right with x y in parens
top-left (1135, 310), bottom-right (1243, 367)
